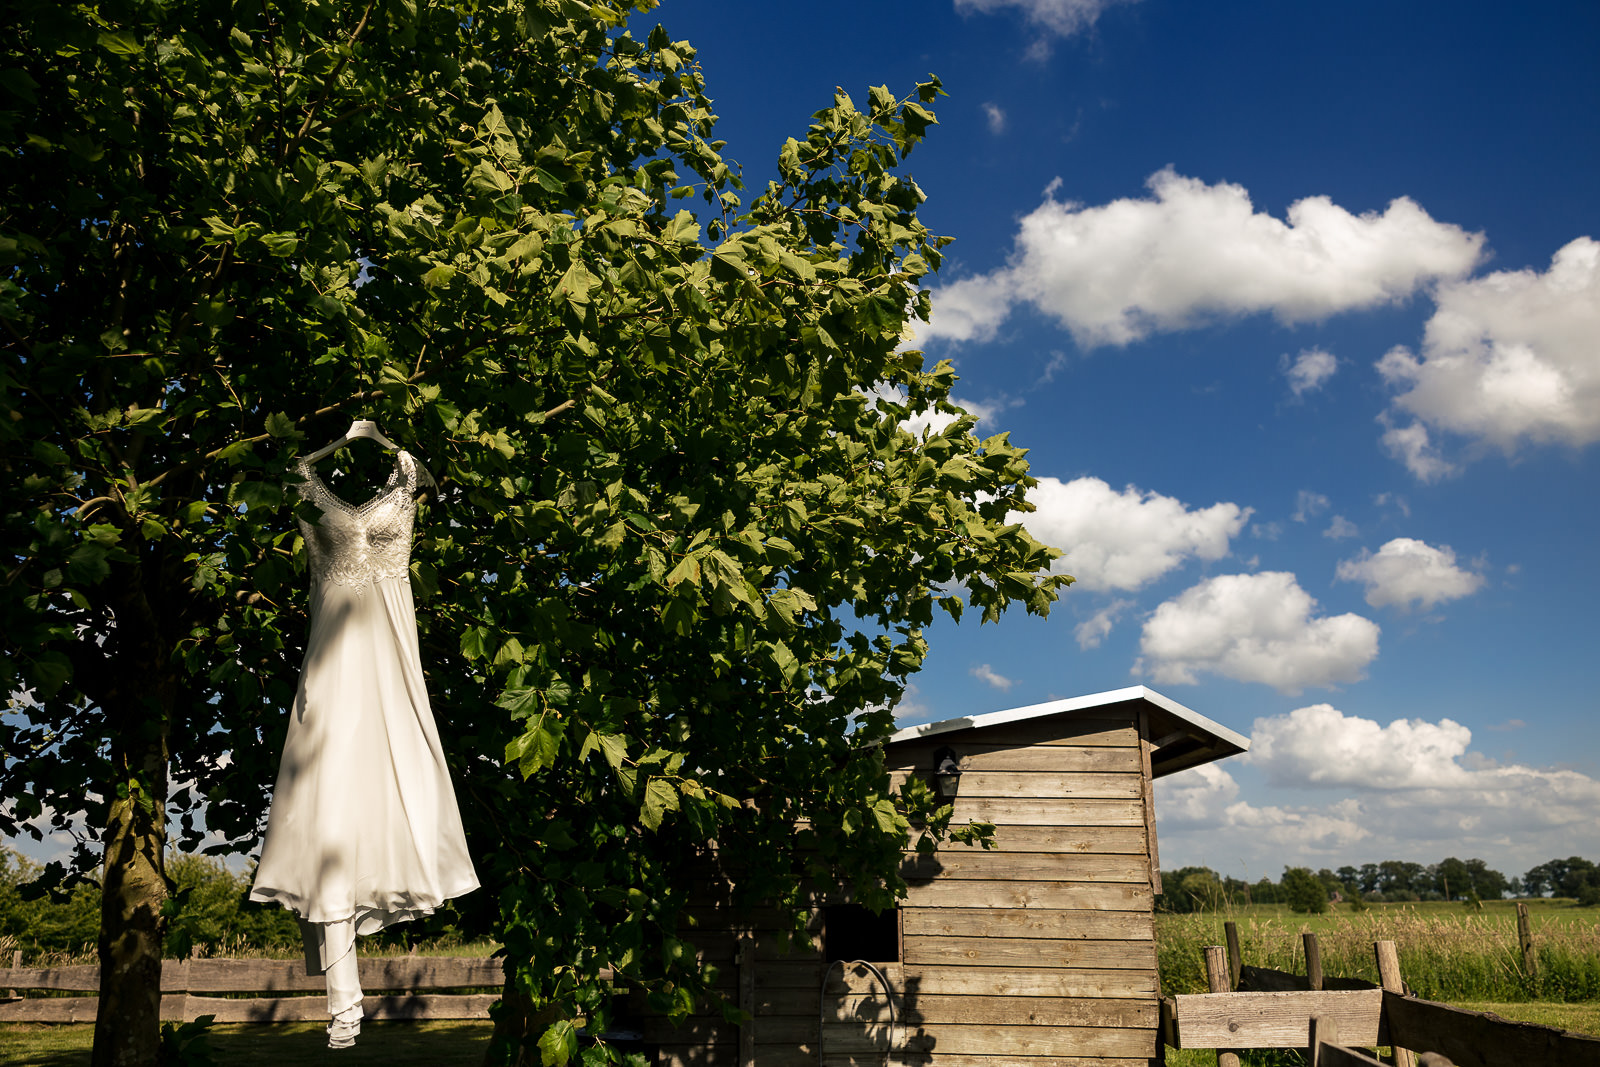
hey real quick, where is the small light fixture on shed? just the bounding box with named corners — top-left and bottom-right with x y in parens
top-left (932, 746), bottom-right (962, 799)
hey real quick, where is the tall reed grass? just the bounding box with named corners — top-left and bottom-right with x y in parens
top-left (1156, 907), bottom-right (1600, 1003)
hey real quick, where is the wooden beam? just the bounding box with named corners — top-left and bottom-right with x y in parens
top-left (1374, 939), bottom-right (1416, 1067)
top-left (894, 1021), bottom-right (1159, 1058)
top-left (1170, 989), bottom-right (1386, 1049)
top-left (944, 797), bottom-right (1147, 827)
top-left (0, 992), bottom-right (498, 1024)
top-left (903, 935), bottom-right (1156, 970)
top-left (1311, 1014), bottom-right (1388, 1067)
top-left (1381, 990), bottom-right (1600, 1067)
top-left (890, 770), bottom-right (1146, 799)
top-left (0, 955), bottom-right (503, 994)
top-left (900, 851), bottom-right (1152, 883)
top-left (1205, 946), bottom-right (1241, 1067)
top-left (1304, 932), bottom-right (1324, 991)
top-left (903, 878), bottom-right (1153, 911)
top-left (737, 933), bottom-right (755, 1067)
top-left (898, 964), bottom-right (1158, 999)
top-left (1137, 708), bottom-right (1161, 896)
top-left (887, 745), bottom-right (1143, 774)
top-left (1516, 902), bottom-right (1536, 977)
top-left (900, 906), bottom-right (1153, 942)
top-left (1225, 921), bottom-right (1243, 991)
top-left (806, 992), bottom-right (1155, 1029)
top-left (975, 824), bottom-right (1150, 854)
top-left (888, 717), bottom-right (1141, 756)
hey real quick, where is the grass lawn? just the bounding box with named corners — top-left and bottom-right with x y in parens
top-left (6, 1000), bottom-right (1596, 1067)
top-left (0, 1020), bottom-right (496, 1066)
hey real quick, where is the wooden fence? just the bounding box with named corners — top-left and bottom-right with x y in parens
top-left (1160, 928), bottom-right (1600, 1067)
top-left (0, 950), bottom-right (502, 1024)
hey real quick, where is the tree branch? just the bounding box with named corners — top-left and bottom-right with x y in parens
top-left (279, 0), bottom-right (377, 165)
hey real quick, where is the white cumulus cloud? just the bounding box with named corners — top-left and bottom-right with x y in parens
top-left (1018, 476), bottom-right (1250, 592)
top-left (1283, 347), bottom-right (1339, 397)
top-left (970, 663), bottom-right (1016, 690)
top-left (1323, 516), bottom-right (1359, 540)
top-left (1379, 236), bottom-right (1600, 460)
top-left (1157, 705), bottom-right (1600, 872)
top-left (862, 382), bottom-right (1009, 438)
top-left (1379, 416), bottom-right (1457, 482)
top-left (1249, 703), bottom-right (1474, 789)
top-left (1074, 598), bottom-right (1133, 650)
top-left (1137, 571), bottom-right (1380, 693)
top-left (1292, 490), bottom-right (1329, 524)
top-left (1336, 537), bottom-right (1485, 611)
top-left (981, 102), bottom-right (1006, 134)
top-left (919, 168), bottom-right (1485, 349)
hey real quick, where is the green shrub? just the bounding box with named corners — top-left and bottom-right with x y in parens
top-left (1, 847), bottom-right (300, 959)
top-left (0, 848), bottom-right (99, 956)
top-left (1282, 867), bottom-right (1329, 914)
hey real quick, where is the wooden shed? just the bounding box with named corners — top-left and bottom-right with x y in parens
top-left (644, 685), bottom-right (1249, 1067)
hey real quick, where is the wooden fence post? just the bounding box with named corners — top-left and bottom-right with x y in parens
top-left (1310, 1014), bottom-right (1339, 1067)
top-left (1224, 920), bottom-right (1242, 991)
top-left (6, 949), bottom-right (19, 1001)
top-left (1373, 940), bottom-right (1415, 1067)
top-left (1203, 945), bottom-right (1241, 1067)
top-left (737, 933), bottom-right (755, 1067)
top-left (1516, 902), bottom-right (1536, 978)
top-left (1303, 932), bottom-right (1323, 991)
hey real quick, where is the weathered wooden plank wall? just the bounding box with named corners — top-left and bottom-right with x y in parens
top-left (883, 710), bottom-right (1161, 1065)
top-left (649, 706), bottom-right (1164, 1065)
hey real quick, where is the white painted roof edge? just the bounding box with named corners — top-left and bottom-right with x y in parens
top-left (887, 684), bottom-right (1251, 751)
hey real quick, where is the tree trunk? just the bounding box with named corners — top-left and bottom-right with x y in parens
top-left (91, 719), bottom-right (170, 1067)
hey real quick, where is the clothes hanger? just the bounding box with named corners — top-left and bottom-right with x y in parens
top-left (302, 419), bottom-right (398, 464)
top-left (302, 419), bottom-right (437, 489)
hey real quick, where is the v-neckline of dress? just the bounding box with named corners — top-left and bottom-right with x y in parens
top-left (303, 452), bottom-right (406, 517)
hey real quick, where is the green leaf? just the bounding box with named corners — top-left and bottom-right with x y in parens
top-left (264, 412), bottom-right (299, 438)
top-left (30, 651), bottom-right (72, 698)
top-left (504, 713), bottom-right (565, 779)
top-left (555, 260), bottom-right (596, 307)
top-left (664, 553), bottom-right (700, 589)
top-left (537, 1018), bottom-right (579, 1066)
top-left (259, 232), bottom-right (299, 257)
top-left (96, 32), bottom-right (142, 56)
top-left (640, 777), bottom-right (679, 831)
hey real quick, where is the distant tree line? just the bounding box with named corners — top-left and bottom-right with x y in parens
top-left (1157, 855), bottom-right (1600, 913)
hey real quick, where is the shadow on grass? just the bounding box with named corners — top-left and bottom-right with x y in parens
top-left (0, 1021), bottom-right (495, 1067)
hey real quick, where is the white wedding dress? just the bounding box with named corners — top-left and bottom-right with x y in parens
top-left (250, 449), bottom-right (478, 933)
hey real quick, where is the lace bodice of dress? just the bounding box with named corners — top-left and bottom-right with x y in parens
top-left (293, 451), bottom-right (417, 590)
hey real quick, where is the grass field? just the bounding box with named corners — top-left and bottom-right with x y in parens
top-left (1156, 898), bottom-right (1600, 1002)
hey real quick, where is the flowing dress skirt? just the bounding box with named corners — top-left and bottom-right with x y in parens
top-left (250, 574), bottom-right (478, 933)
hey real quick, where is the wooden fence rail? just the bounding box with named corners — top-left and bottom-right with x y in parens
top-left (0, 955), bottom-right (504, 1024)
top-left (1163, 937), bottom-right (1600, 1067)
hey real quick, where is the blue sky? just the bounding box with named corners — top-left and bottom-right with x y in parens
top-left (5, 1), bottom-right (1593, 890)
top-left (664, 0), bottom-right (1600, 883)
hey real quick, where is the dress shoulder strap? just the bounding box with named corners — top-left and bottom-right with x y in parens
top-left (398, 450), bottom-right (417, 496)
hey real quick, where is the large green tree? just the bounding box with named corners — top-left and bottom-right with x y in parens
top-left (0, 2), bottom-right (1068, 1063)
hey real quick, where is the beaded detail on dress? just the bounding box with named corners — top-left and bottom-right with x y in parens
top-left (292, 451), bottom-right (416, 591)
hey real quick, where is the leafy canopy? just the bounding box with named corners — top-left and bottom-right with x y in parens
top-left (0, 0), bottom-right (1069, 1060)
